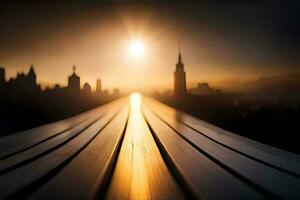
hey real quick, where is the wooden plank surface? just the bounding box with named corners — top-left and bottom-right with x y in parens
top-left (28, 106), bottom-right (129, 199)
top-left (106, 94), bottom-right (184, 200)
top-left (0, 99), bottom-right (124, 159)
top-left (0, 100), bottom-right (125, 199)
top-left (0, 95), bottom-right (299, 199)
top-left (0, 113), bottom-right (102, 174)
top-left (143, 103), bottom-right (300, 199)
top-left (142, 105), bottom-right (265, 199)
top-left (144, 98), bottom-right (300, 175)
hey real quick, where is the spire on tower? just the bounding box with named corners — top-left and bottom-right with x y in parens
top-left (70, 65), bottom-right (79, 78)
top-left (73, 65), bottom-right (76, 74)
top-left (28, 64), bottom-right (36, 77)
top-left (68, 65), bottom-right (80, 92)
top-left (174, 42), bottom-right (187, 97)
top-left (178, 42), bottom-right (183, 64)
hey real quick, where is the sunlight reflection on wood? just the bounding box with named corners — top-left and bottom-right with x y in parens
top-left (106, 93), bottom-right (183, 200)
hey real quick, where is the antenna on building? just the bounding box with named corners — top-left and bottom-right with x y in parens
top-left (73, 65), bottom-right (76, 74)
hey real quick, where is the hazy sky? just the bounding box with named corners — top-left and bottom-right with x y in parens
top-left (0, 0), bottom-right (299, 92)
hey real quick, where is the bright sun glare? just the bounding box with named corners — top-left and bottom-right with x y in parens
top-left (130, 92), bottom-right (141, 109)
top-left (129, 40), bottom-right (145, 58)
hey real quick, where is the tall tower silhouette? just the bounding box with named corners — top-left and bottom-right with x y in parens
top-left (96, 79), bottom-right (102, 94)
top-left (174, 48), bottom-right (187, 97)
top-left (68, 65), bottom-right (80, 93)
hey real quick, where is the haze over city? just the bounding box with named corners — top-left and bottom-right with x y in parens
top-left (0, 1), bottom-right (300, 199)
top-left (0, 1), bottom-right (299, 92)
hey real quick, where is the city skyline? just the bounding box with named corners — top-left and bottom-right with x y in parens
top-left (0, 65), bottom-right (106, 93)
top-left (0, 50), bottom-right (185, 95)
top-left (0, 2), bottom-right (299, 199)
top-left (0, 1), bottom-right (299, 92)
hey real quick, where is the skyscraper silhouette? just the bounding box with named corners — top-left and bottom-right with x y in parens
top-left (96, 79), bottom-right (102, 94)
top-left (68, 66), bottom-right (80, 93)
top-left (174, 50), bottom-right (187, 97)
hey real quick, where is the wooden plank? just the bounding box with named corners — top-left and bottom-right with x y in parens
top-left (0, 114), bottom-right (102, 174)
top-left (0, 99), bottom-right (124, 159)
top-left (28, 106), bottom-right (129, 199)
top-left (144, 104), bottom-right (300, 199)
top-left (1, 95), bottom-right (298, 199)
top-left (106, 95), bottom-right (184, 200)
top-left (0, 117), bottom-right (86, 159)
top-left (145, 98), bottom-right (300, 175)
top-left (0, 100), bottom-right (126, 199)
top-left (142, 105), bottom-right (265, 199)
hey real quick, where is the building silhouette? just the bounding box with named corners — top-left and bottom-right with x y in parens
top-left (0, 64), bottom-right (114, 101)
top-left (96, 79), bottom-right (102, 94)
top-left (189, 82), bottom-right (221, 96)
top-left (83, 82), bottom-right (91, 93)
top-left (0, 64), bottom-right (118, 136)
top-left (27, 65), bottom-right (37, 86)
top-left (174, 50), bottom-right (187, 97)
top-left (7, 65), bottom-right (38, 91)
top-left (0, 67), bottom-right (4, 85)
top-left (68, 66), bottom-right (80, 93)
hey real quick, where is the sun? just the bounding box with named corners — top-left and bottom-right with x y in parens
top-left (129, 40), bottom-right (145, 58)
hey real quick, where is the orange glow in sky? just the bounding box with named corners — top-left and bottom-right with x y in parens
top-left (0, 3), bottom-right (298, 93)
